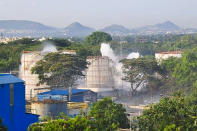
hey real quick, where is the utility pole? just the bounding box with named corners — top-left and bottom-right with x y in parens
top-left (68, 86), bottom-right (72, 101)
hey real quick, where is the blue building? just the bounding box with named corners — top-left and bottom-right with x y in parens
top-left (37, 89), bottom-right (97, 103)
top-left (31, 89), bottom-right (97, 118)
top-left (0, 74), bottom-right (38, 131)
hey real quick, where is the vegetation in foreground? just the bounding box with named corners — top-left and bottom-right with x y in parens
top-left (28, 98), bottom-right (129, 131)
top-left (137, 92), bottom-right (197, 131)
top-left (28, 91), bottom-right (197, 131)
top-left (1, 33), bottom-right (197, 130)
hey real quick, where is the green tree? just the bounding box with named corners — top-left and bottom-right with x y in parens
top-left (173, 48), bottom-right (197, 89)
top-left (85, 32), bottom-right (112, 45)
top-left (31, 53), bottom-right (87, 89)
top-left (137, 92), bottom-right (197, 131)
top-left (121, 57), bottom-right (164, 95)
top-left (89, 97), bottom-right (129, 131)
top-left (186, 88), bottom-right (197, 117)
top-left (48, 39), bottom-right (72, 47)
top-left (28, 116), bottom-right (96, 131)
top-left (161, 48), bottom-right (197, 91)
top-left (0, 38), bottom-right (41, 72)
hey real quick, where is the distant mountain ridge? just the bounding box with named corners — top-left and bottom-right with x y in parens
top-left (135, 21), bottom-right (181, 33)
top-left (0, 20), bottom-right (55, 31)
top-left (155, 21), bottom-right (180, 30)
top-left (99, 21), bottom-right (184, 35)
top-left (100, 24), bottom-right (131, 35)
top-left (64, 22), bottom-right (95, 37)
top-left (0, 20), bottom-right (196, 37)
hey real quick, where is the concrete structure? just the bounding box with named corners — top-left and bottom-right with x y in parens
top-left (155, 51), bottom-right (182, 63)
top-left (0, 74), bottom-right (38, 131)
top-left (19, 51), bottom-right (47, 100)
top-left (31, 101), bottom-right (67, 118)
top-left (31, 89), bottom-right (97, 118)
top-left (19, 50), bottom-right (77, 100)
top-left (86, 56), bottom-right (114, 92)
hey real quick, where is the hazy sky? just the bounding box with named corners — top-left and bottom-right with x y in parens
top-left (0, 0), bottom-right (197, 29)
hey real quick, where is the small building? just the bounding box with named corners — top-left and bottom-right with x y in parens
top-left (155, 51), bottom-right (182, 63)
top-left (0, 74), bottom-right (38, 131)
top-left (60, 50), bottom-right (76, 55)
top-left (31, 89), bottom-right (97, 118)
top-left (37, 89), bottom-right (97, 103)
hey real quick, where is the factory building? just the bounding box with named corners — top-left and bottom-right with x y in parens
top-left (30, 89), bottom-right (97, 118)
top-left (85, 56), bottom-right (115, 93)
top-left (155, 51), bottom-right (182, 63)
top-left (0, 74), bottom-right (38, 131)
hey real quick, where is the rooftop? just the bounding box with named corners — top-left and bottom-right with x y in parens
top-left (38, 89), bottom-right (90, 96)
top-left (0, 74), bottom-right (24, 84)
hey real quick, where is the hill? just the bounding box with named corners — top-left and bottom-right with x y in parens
top-left (100, 24), bottom-right (132, 35)
top-left (135, 21), bottom-right (182, 34)
top-left (64, 22), bottom-right (95, 37)
top-left (0, 20), bottom-right (55, 31)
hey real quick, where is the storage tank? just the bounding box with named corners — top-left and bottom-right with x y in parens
top-left (19, 50), bottom-right (77, 100)
top-left (86, 56), bottom-right (114, 92)
top-left (19, 51), bottom-right (48, 100)
top-left (31, 100), bottom-right (67, 118)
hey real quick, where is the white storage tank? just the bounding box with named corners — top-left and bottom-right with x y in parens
top-left (86, 56), bottom-right (114, 92)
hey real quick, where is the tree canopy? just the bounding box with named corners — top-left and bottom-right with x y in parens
top-left (85, 32), bottom-right (112, 45)
top-left (161, 47), bottom-right (197, 91)
top-left (0, 38), bottom-right (41, 72)
top-left (121, 57), bottom-right (165, 95)
top-left (137, 92), bottom-right (197, 131)
top-left (89, 97), bottom-right (129, 130)
top-left (28, 116), bottom-right (96, 131)
top-left (31, 53), bottom-right (87, 88)
top-left (28, 97), bottom-right (129, 131)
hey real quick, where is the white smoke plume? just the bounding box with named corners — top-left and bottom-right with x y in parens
top-left (100, 43), bottom-right (142, 90)
top-left (42, 42), bottom-right (57, 53)
top-left (100, 43), bottom-right (117, 62)
top-left (127, 52), bottom-right (140, 59)
top-left (100, 43), bottom-right (123, 88)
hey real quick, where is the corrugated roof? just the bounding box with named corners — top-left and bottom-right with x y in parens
top-left (38, 89), bottom-right (90, 96)
top-left (0, 74), bottom-right (24, 84)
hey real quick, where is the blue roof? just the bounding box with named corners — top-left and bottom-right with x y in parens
top-left (38, 89), bottom-right (90, 96)
top-left (0, 74), bottom-right (24, 84)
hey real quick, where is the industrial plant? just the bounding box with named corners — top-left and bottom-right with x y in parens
top-left (0, 38), bottom-right (185, 131)
top-left (17, 43), bottom-right (144, 119)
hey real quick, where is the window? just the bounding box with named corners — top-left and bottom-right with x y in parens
top-left (10, 84), bottom-right (14, 106)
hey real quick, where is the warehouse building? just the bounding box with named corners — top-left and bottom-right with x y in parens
top-left (30, 89), bottom-right (97, 118)
top-left (0, 74), bottom-right (38, 131)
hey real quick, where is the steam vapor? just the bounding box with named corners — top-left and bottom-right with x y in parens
top-left (42, 42), bottom-right (57, 53)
